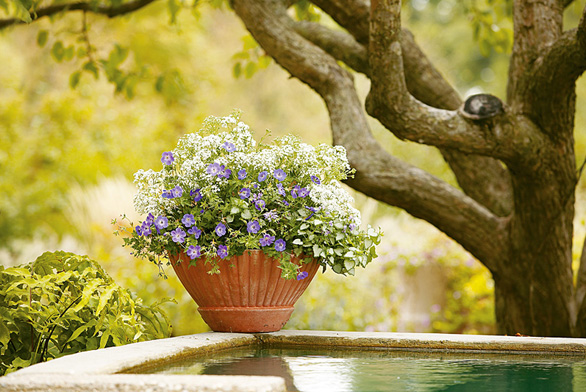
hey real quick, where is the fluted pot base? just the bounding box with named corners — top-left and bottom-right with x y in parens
top-left (170, 250), bottom-right (319, 333)
top-left (198, 306), bottom-right (294, 333)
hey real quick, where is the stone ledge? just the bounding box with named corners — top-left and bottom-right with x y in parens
top-left (0, 374), bottom-right (285, 392)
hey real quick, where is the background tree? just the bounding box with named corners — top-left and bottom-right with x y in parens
top-left (2, 0), bottom-right (586, 337)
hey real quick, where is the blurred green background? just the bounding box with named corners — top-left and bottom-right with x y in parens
top-left (1, 0), bottom-right (585, 336)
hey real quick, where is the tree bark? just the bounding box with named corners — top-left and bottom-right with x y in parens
top-left (228, 0), bottom-right (586, 337)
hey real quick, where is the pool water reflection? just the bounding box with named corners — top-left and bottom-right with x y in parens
top-left (137, 346), bottom-right (586, 391)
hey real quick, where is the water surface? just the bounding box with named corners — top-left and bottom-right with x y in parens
top-left (138, 346), bottom-right (586, 391)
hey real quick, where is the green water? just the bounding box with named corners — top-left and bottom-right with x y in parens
top-left (138, 346), bottom-right (586, 391)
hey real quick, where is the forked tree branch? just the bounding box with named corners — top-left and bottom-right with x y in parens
top-left (231, 0), bottom-right (508, 273)
top-left (0, 0), bottom-right (158, 30)
top-left (295, 14), bottom-right (514, 216)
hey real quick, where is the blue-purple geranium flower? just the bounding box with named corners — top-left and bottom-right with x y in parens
top-left (154, 215), bottom-right (168, 230)
top-left (182, 214), bottom-right (195, 227)
top-left (237, 169), bottom-right (247, 180)
top-left (296, 271), bottom-right (309, 280)
top-left (170, 227), bottom-right (186, 243)
top-left (215, 222), bottom-right (227, 237)
top-left (206, 162), bottom-right (222, 176)
top-left (311, 175), bottom-right (321, 184)
top-left (186, 245), bottom-right (201, 259)
top-left (191, 189), bottom-right (203, 202)
top-left (217, 245), bottom-right (228, 259)
top-left (273, 169), bottom-right (287, 181)
top-left (161, 151), bottom-right (174, 165)
top-left (274, 239), bottom-right (286, 252)
top-left (188, 226), bottom-right (202, 239)
top-left (259, 234), bottom-right (275, 247)
top-left (258, 171), bottom-right (268, 182)
top-left (171, 185), bottom-right (183, 198)
top-left (222, 142), bottom-right (236, 152)
top-left (239, 188), bottom-right (251, 199)
top-left (255, 199), bottom-right (266, 211)
top-left (247, 220), bottom-right (261, 234)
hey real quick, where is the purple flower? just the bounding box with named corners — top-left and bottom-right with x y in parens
top-left (161, 151), bottom-right (174, 165)
top-left (348, 223), bottom-right (357, 232)
top-left (191, 189), bottom-right (203, 202)
top-left (186, 245), bottom-right (201, 259)
top-left (239, 188), bottom-right (251, 199)
top-left (237, 169), bottom-right (247, 180)
top-left (247, 220), bottom-right (261, 234)
top-left (311, 175), bottom-right (321, 185)
top-left (263, 210), bottom-right (278, 222)
top-left (305, 206), bottom-right (320, 220)
top-left (259, 234), bottom-right (275, 247)
top-left (255, 199), bottom-right (266, 211)
top-left (206, 162), bottom-right (222, 176)
top-left (140, 221), bottom-right (151, 236)
top-left (188, 226), bottom-right (202, 239)
top-left (282, 199), bottom-right (290, 206)
top-left (258, 171), bottom-right (268, 182)
top-left (276, 183), bottom-right (286, 196)
top-left (182, 214), bottom-right (195, 227)
top-left (273, 169), bottom-right (287, 181)
top-left (171, 185), bottom-right (183, 198)
top-left (291, 185), bottom-right (300, 199)
top-left (215, 222), bottom-right (227, 237)
top-left (298, 187), bottom-right (310, 198)
top-left (154, 216), bottom-right (169, 230)
top-left (218, 164), bottom-right (232, 179)
top-left (274, 239), bottom-right (286, 252)
top-left (296, 271), bottom-right (309, 280)
top-left (170, 227), bottom-right (186, 243)
top-left (222, 142), bottom-right (236, 152)
top-left (145, 213), bottom-right (155, 225)
top-left (217, 245), bottom-right (228, 259)
top-left (162, 190), bottom-right (172, 199)
top-left (135, 225), bottom-right (143, 236)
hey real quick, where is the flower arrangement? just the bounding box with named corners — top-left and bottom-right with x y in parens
top-left (120, 112), bottom-right (382, 280)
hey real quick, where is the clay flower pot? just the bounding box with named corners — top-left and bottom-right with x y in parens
top-left (170, 250), bottom-right (319, 332)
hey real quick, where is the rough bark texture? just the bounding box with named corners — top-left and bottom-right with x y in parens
top-left (228, 0), bottom-right (586, 337)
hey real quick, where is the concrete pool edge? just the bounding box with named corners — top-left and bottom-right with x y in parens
top-left (3, 331), bottom-right (586, 391)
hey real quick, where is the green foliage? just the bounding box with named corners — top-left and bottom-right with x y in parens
top-left (232, 35), bottom-right (272, 79)
top-left (0, 251), bottom-right (172, 376)
top-left (289, 235), bottom-right (495, 334)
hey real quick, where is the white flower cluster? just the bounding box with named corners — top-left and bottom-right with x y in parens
top-left (133, 114), bottom-right (358, 222)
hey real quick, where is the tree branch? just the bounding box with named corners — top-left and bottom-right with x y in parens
top-left (295, 6), bottom-right (513, 216)
top-left (310, 0), bottom-right (370, 45)
top-left (231, 0), bottom-right (507, 273)
top-left (0, 0), bottom-right (158, 30)
top-left (507, 0), bottom-right (563, 108)
top-left (366, 0), bottom-right (547, 167)
top-left (524, 27), bottom-right (586, 139)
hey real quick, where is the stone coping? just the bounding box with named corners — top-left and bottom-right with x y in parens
top-left (3, 331), bottom-right (586, 391)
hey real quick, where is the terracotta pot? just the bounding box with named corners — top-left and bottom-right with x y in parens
top-left (170, 250), bottom-right (319, 333)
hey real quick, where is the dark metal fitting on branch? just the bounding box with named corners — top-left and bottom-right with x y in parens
top-left (459, 94), bottom-right (504, 121)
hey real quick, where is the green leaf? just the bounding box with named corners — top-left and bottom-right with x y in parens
top-left (96, 284), bottom-right (118, 315)
top-left (230, 206), bottom-right (240, 214)
top-left (83, 62), bottom-right (99, 79)
top-left (293, 239), bottom-right (303, 245)
top-left (258, 55), bottom-right (271, 69)
top-left (63, 46), bottom-right (75, 61)
top-left (244, 62), bottom-right (256, 78)
top-left (232, 62), bottom-right (242, 78)
top-left (242, 35), bottom-right (258, 51)
top-left (37, 30), bottom-right (48, 47)
top-left (241, 209), bottom-right (252, 220)
top-left (51, 41), bottom-right (64, 62)
top-left (69, 71), bottom-right (81, 89)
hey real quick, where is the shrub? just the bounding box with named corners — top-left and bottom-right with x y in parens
top-left (0, 251), bottom-right (172, 376)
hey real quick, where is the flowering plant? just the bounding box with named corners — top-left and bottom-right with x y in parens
top-left (120, 112), bottom-right (382, 280)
